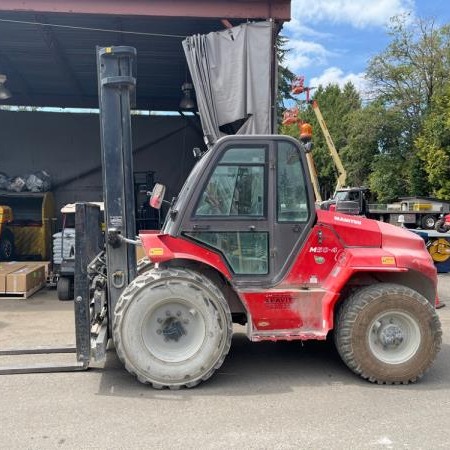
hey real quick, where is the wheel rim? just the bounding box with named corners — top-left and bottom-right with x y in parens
top-left (141, 298), bottom-right (207, 363)
top-left (424, 217), bottom-right (435, 228)
top-left (368, 310), bottom-right (421, 364)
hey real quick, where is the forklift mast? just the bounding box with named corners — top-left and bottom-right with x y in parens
top-left (96, 46), bottom-right (137, 318)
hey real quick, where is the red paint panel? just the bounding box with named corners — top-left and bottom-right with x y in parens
top-left (316, 209), bottom-right (382, 247)
top-left (284, 224), bottom-right (345, 286)
top-left (139, 232), bottom-right (232, 278)
top-left (242, 289), bottom-right (326, 332)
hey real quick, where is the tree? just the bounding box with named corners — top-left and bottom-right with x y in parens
top-left (276, 35), bottom-right (296, 123)
top-left (367, 15), bottom-right (450, 128)
top-left (340, 101), bottom-right (385, 188)
top-left (365, 14), bottom-right (450, 199)
top-left (280, 82), bottom-right (362, 198)
top-left (415, 83), bottom-right (450, 199)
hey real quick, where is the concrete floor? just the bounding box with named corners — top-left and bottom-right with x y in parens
top-left (0, 275), bottom-right (449, 449)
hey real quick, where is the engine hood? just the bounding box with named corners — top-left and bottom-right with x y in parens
top-left (377, 220), bottom-right (428, 252)
top-left (316, 210), bottom-right (381, 247)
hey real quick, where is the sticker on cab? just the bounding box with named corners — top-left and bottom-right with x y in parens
top-left (381, 256), bottom-right (395, 265)
top-left (149, 248), bottom-right (164, 256)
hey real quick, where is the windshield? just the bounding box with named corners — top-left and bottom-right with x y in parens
top-left (161, 154), bottom-right (209, 232)
top-left (334, 191), bottom-right (350, 201)
top-left (334, 190), bottom-right (361, 202)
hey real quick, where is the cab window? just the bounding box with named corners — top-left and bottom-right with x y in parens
top-left (188, 145), bottom-right (269, 275)
top-left (195, 146), bottom-right (266, 217)
top-left (277, 141), bottom-right (309, 222)
top-left (186, 231), bottom-right (269, 275)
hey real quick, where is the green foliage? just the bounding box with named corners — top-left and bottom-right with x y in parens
top-left (340, 102), bottom-right (385, 188)
top-left (279, 14), bottom-right (450, 202)
top-left (367, 15), bottom-right (450, 125)
top-left (364, 14), bottom-right (450, 201)
top-left (344, 101), bottom-right (418, 202)
top-left (415, 83), bottom-right (450, 199)
top-left (300, 83), bottom-right (362, 199)
top-left (369, 154), bottom-right (407, 203)
top-left (276, 35), bottom-right (296, 122)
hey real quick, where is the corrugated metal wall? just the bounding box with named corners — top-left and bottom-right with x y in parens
top-left (0, 110), bottom-right (200, 225)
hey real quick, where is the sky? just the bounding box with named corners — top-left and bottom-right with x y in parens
top-left (282, 0), bottom-right (450, 96)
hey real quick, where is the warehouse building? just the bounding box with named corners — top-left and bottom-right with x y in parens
top-left (0, 0), bottom-right (290, 267)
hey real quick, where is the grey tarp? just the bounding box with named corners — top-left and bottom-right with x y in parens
top-left (182, 21), bottom-right (274, 146)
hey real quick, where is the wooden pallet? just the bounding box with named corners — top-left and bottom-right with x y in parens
top-left (0, 283), bottom-right (45, 299)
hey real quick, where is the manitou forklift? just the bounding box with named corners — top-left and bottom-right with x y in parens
top-left (4, 46), bottom-right (439, 386)
top-left (83, 46), bottom-right (442, 389)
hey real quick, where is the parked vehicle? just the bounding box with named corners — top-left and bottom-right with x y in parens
top-left (323, 187), bottom-right (450, 230)
top-left (78, 47), bottom-right (441, 389)
top-left (4, 47), bottom-right (441, 388)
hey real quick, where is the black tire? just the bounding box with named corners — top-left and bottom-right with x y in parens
top-left (421, 214), bottom-right (437, 230)
top-left (435, 219), bottom-right (450, 234)
top-left (113, 267), bottom-right (233, 389)
top-left (57, 276), bottom-right (73, 301)
top-left (0, 229), bottom-right (15, 260)
top-left (335, 283), bottom-right (442, 384)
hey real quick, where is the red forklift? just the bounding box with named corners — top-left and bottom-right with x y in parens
top-left (91, 46), bottom-right (442, 388)
top-left (2, 46), bottom-right (440, 387)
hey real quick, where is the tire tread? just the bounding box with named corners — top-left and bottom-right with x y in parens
top-left (335, 283), bottom-right (442, 384)
top-left (113, 267), bottom-right (232, 389)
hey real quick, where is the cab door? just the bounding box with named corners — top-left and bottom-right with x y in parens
top-left (177, 136), bottom-right (316, 287)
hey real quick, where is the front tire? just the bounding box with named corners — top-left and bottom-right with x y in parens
top-left (113, 267), bottom-right (232, 389)
top-left (335, 283), bottom-right (441, 384)
top-left (57, 276), bottom-right (73, 301)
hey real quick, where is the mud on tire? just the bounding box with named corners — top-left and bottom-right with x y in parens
top-left (334, 283), bottom-right (442, 384)
top-left (113, 267), bottom-right (232, 389)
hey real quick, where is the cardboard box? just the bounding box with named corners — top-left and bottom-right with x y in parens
top-left (30, 261), bottom-right (51, 278)
top-left (0, 262), bottom-right (24, 293)
top-left (136, 244), bottom-right (146, 261)
top-left (6, 264), bottom-right (45, 293)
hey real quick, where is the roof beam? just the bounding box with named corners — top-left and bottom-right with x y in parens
top-left (0, 0), bottom-right (291, 21)
top-left (35, 13), bottom-right (87, 105)
top-left (3, 92), bottom-right (182, 111)
top-left (0, 52), bottom-right (34, 104)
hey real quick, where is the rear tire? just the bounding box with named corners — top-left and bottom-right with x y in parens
top-left (113, 267), bottom-right (232, 389)
top-left (335, 283), bottom-right (441, 384)
top-left (57, 276), bottom-right (73, 301)
top-left (422, 214), bottom-right (436, 230)
top-left (0, 229), bottom-right (15, 260)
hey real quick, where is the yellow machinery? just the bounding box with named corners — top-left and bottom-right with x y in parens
top-left (282, 76), bottom-right (348, 202)
top-left (0, 192), bottom-right (55, 260)
top-left (428, 238), bottom-right (450, 263)
top-left (428, 214), bottom-right (450, 264)
top-left (0, 205), bottom-right (14, 260)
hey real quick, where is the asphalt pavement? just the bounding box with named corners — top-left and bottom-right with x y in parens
top-left (0, 275), bottom-right (449, 449)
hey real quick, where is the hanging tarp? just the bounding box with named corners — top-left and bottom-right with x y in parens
top-left (183, 21), bottom-right (274, 146)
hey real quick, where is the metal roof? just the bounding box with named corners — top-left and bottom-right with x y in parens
top-left (0, 1), bottom-right (290, 110)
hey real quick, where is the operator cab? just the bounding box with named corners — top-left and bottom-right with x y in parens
top-left (158, 135), bottom-right (316, 286)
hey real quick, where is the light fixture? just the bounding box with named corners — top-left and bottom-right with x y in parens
top-left (0, 74), bottom-right (11, 100)
top-left (179, 82), bottom-right (195, 110)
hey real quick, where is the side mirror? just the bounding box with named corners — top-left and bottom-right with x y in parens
top-left (149, 183), bottom-right (166, 210)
